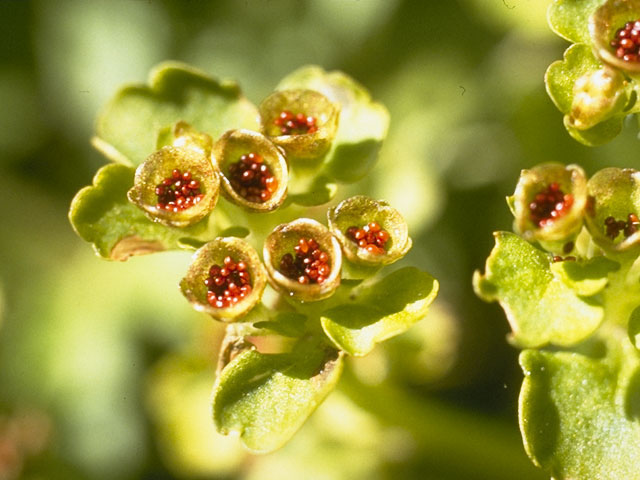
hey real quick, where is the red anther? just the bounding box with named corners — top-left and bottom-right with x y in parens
top-left (205, 257), bottom-right (253, 308)
top-left (274, 110), bottom-right (318, 135)
top-left (611, 19), bottom-right (640, 61)
top-left (279, 237), bottom-right (331, 285)
top-left (346, 223), bottom-right (391, 254)
top-left (228, 152), bottom-right (278, 203)
top-left (529, 184), bottom-right (573, 228)
top-left (155, 168), bottom-right (204, 212)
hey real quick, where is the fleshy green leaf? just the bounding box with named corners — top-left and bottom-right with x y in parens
top-left (93, 62), bottom-right (259, 166)
top-left (545, 44), bottom-right (627, 145)
top-left (547, 0), bottom-right (606, 43)
top-left (69, 163), bottom-right (210, 260)
top-left (276, 66), bottom-right (389, 183)
top-left (519, 334), bottom-right (640, 480)
top-left (473, 232), bottom-right (603, 347)
top-left (550, 256), bottom-right (620, 296)
top-left (320, 267), bottom-right (438, 356)
top-left (564, 115), bottom-right (623, 146)
top-left (212, 341), bottom-right (343, 453)
top-left (546, 44), bottom-right (602, 113)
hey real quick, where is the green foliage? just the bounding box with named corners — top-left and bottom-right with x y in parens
top-left (213, 342), bottom-right (343, 453)
top-left (94, 62), bottom-right (260, 166)
top-left (519, 333), bottom-right (640, 480)
top-left (547, 0), bottom-right (606, 43)
top-left (321, 267), bottom-right (438, 356)
top-left (474, 232), bottom-right (603, 347)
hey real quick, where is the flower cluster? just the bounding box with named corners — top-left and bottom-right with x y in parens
top-left (511, 162), bottom-right (640, 255)
top-left (68, 64), bottom-right (438, 454)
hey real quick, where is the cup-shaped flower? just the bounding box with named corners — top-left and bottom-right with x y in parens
top-left (567, 68), bottom-right (627, 130)
top-left (327, 195), bottom-right (411, 266)
top-left (590, 0), bottom-right (640, 73)
top-left (584, 167), bottom-right (640, 253)
top-left (180, 237), bottom-right (267, 321)
top-left (512, 163), bottom-right (587, 246)
top-left (213, 129), bottom-right (288, 212)
top-left (127, 145), bottom-right (220, 228)
top-left (259, 89), bottom-right (340, 160)
top-left (263, 218), bottom-right (342, 302)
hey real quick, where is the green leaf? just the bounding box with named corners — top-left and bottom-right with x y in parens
top-left (320, 267), bottom-right (438, 356)
top-left (545, 44), bottom-right (627, 145)
top-left (519, 334), bottom-right (640, 480)
top-left (564, 115), bottom-right (623, 146)
top-left (473, 232), bottom-right (603, 347)
top-left (550, 256), bottom-right (620, 296)
top-left (69, 163), bottom-right (209, 260)
top-left (212, 341), bottom-right (343, 453)
top-left (547, 0), bottom-right (606, 43)
top-left (276, 66), bottom-right (389, 183)
top-left (94, 61), bottom-right (260, 166)
top-left (545, 44), bottom-right (603, 114)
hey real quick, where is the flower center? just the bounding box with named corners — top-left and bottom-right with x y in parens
top-left (273, 110), bottom-right (318, 135)
top-left (228, 152), bottom-right (278, 203)
top-left (604, 213), bottom-right (640, 239)
top-left (346, 222), bottom-right (390, 255)
top-left (204, 256), bottom-right (252, 308)
top-left (529, 183), bottom-right (574, 228)
top-left (279, 237), bottom-right (331, 285)
top-left (611, 20), bottom-right (640, 62)
top-left (155, 169), bottom-right (204, 212)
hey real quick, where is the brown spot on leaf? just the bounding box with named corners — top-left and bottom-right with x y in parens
top-left (110, 236), bottom-right (165, 261)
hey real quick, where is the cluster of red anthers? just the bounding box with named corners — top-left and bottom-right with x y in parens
top-left (604, 213), bottom-right (640, 239)
top-left (204, 256), bottom-right (252, 308)
top-left (611, 20), bottom-right (640, 62)
top-left (529, 183), bottom-right (574, 228)
top-left (228, 152), bottom-right (278, 203)
top-left (274, 110), bottom-right (318, 135)
top-left (279, 238), bottom-right (331, 285)
top-left (346, 222), bottom-right (390, 255)
top-left (155, 169), bottom-right (204, 212)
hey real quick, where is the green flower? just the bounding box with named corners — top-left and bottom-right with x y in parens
top-left (259, 89), bottom-right (340, 160)
top-left (127, 145), bottom-right (220, 228)
top-left (180, 237), bottom-right (267, 321)
top-left (327, 195), bottom-right (411, 266)
top-left (511, 163), bottom-right (587, 250)
top-left (263, 218), bottom-right (342, 302)
top-left (213, 129), bottom-right (288, 212)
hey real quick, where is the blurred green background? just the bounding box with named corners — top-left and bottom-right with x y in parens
top-left (2, 0), bottom-right (637, 479)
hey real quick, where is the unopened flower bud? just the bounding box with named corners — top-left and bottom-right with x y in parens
top-left (567, 68), bottom-right (627, 130)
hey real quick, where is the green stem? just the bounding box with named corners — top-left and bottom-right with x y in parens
top-left (339, 368), bottom-right (546, 480)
